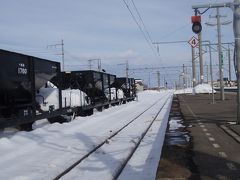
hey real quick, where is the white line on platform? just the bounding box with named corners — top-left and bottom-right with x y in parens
top-left (213, 143), bottom-right (220, 148)
top-left (206, 133), bottom-right (211, 136)
top-left (200, 125), bottom-right (205, 128)
top-left (209, 137), bottom-right (215, 141)
top-left (226, 162), bottom-right (237, 170)
top-left (203, 128), bottom-right (208, 132)
top-left (219, 152), bottom-right (228, 158)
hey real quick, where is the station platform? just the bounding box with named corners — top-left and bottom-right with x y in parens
top-left (157, 92), bottom-right (240, 180)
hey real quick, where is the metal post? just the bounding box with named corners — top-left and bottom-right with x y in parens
top-left (228, 45), bottom-right (232, 82)
top-left (217, 7), bottom-right (225, 100)
top-left (198, 32), bottom-right (204, 84)
top-left (233, 0), bottom-right (240, 124)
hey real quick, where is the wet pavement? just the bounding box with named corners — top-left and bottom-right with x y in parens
top-left (166, 114), bottom-right (190, 146)
top-left (156, 93), bottom-right (240, 180)
top-left (156, 96), bottom-right (199, 180)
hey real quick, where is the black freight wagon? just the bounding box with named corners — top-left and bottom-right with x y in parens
top-left (56, 70), bottom-right (118, 111)
top-left (0, 49), bottom-right (63, 129)
top-left (114, 77), bottom-right (136, 101)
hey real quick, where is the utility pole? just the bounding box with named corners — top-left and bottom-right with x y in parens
top-left (88, 58), bottom-right (101, 71)
top-left (148, 72), bottom-right (151, 88)
top-left (217, 7), bottom-right (225, 100)
top-left (234, 0), bottom-right (240, 124)
top-left (157, 71), bottom-right (160, 90)
top-left (185, 66), bottom-right (188, 88)
top-left (206, 10), bottom-right (232, 100)
top-left (47, 39), bottom-right (65, 71)
top-left (164, 76), bottom-right (166, 89)
top-left (117, 61), bottom-right (129, 90)
top-left (98, 59), bottom-right (102, 72)
top-left (183, 64), bottom-right (186, 89)
top-left (126, 60), bottom-right (129, 90)
top-left (61, 40), bottom-right (64, 71)
top-left (205, 41), bottom-right (215, 104)
top-left (88, 60), bottom-right (92, 70)
top-left (205, 63), bottom-right (209, 83)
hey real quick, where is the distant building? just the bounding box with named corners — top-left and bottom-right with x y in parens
top-left (135, 79), bottom-right (144, 92)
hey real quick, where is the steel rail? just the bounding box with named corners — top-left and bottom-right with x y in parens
top-left (113, 95), bottom-right (171, 179)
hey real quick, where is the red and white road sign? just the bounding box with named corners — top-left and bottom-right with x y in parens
top-left (188, 36), bottom-right (199, 48)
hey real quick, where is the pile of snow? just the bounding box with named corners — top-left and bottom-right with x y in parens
top-left (104, 88), bottom-right (124, 100)
top-left (174, 83), bottom-right (216, 94)
top-left (36, 87), bottom-right (89, 112)
top-left (195, 84), bottom-right (216, 94)
top-left (117, 89), bottom-right (124, 99)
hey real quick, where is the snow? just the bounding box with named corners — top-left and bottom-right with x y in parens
top-left (0, 90), bottom-right (173, 180)
top-left (36, 87), bottom-right (89, 112)
top-left (104, 88), bottom-right (124, 100)
top-left (174, 83), bottom-right (216, 94)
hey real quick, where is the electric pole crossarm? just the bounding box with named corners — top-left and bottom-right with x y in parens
top-left (192, 3), bottom-right (232, 10)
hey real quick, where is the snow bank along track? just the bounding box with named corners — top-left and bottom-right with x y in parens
top-left (54, 92), bottom-right (172, 180)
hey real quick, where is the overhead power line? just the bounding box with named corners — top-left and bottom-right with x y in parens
top-left (121, 0), bottom-right (159, 59)
top-left (130, 0), bottom-right (153, 43)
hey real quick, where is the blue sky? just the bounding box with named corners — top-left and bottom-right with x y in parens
top-left (0, 0), bottom-right (235, 87)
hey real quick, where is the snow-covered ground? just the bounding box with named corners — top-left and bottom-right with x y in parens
top-left (0, 90), bottom-right (173, 180)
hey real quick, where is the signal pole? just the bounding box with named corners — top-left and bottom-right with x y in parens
top-left (192, 47), bottom-right (197, 87)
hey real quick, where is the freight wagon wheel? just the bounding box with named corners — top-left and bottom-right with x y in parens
top-left (86, 109), bottom-right (93, 116)
top-left (104, 104), bottom-right (109, 109)
top-left (48, 115), bottom-right (71, 124)
top-left (96, 106), bottom-right (103, 112)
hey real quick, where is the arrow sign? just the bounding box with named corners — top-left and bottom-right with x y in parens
top-left (188, 36), bottom-right (199, 48)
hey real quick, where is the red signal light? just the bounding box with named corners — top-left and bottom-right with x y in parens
top-left (191, 16), bottom-right (202, 34)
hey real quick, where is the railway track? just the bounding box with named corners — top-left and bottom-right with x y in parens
top-left (54, 92), bottom-right (172, 180)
